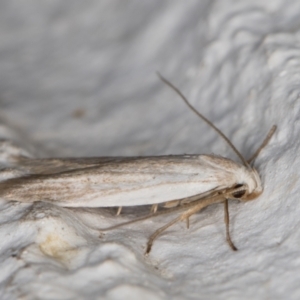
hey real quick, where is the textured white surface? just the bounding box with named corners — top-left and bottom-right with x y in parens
top-left (0, 1), bottom-right (299, 299)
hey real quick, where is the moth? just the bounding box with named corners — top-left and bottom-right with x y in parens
top-left (0, 74), bottom-right (276, 253)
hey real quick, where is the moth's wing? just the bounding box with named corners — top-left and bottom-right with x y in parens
top-left (0, 155), bottom-right (242, 207)
top-left (10, 156), bottom-right (134, 175)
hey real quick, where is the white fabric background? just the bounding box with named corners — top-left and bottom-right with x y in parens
top-left (0, 1), bottom-right (299, 299)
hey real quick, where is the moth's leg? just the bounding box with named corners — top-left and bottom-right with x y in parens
top-left (103, 204), bottom-right (187, 232)
top-left (162, 200), bottom-right (180, 208)
top-left (186, 217), bottom-right (190, 229)
top-left (145, 195), bottom-right (224, 254)
top-left (224, 199), bottom-right (237, 251)
top-left (116, 206), bottom-right (122, 216)
top-left (248, 125), bottom-right (277, 164)
top-left (146, 200), bottom-right (215, 254)
top-left (146, 215), bottom-right (182, 254)
top-left (151, 204), bottom-right (158, 213)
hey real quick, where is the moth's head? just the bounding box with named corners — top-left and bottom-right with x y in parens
top-left (232, 168), bottom-right (263, 201)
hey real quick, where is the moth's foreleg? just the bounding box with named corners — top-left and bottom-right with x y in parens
top-left (224, 199), bottom-right (237, 251)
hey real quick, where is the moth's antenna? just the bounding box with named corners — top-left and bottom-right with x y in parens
top-left (157, 72), bottom-right (250, 168)
top-left (247, 125), bottom-right (277, 165)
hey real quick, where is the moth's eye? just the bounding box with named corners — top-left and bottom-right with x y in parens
top-left (232, 190), bottom-right (246, 198)
top-left (232, 184), bottom-right (246, 198)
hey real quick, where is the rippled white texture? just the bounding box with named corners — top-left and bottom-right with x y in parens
top-left (0, 1), bottom-right (299, 299)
